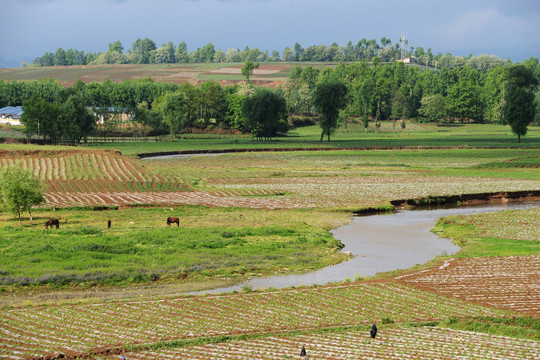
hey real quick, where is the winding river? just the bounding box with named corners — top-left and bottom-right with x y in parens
top-left (192, 200), bottom-right (539, 295)
top-left (143, 152), bottom-right (539, 294)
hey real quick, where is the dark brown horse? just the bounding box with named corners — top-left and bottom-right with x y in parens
top-left (45, 219), bottom-right (59, 229)
top-left (167, 217), bottom-right (180, 227)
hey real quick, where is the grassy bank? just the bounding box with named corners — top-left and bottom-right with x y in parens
top-left (0, 206), bottom-right (350, 289)
top-left (433, 207), bottom-right (540, 257)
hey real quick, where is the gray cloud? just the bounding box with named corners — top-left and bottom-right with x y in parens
top-left (1, 0), bottom-right (538, 68)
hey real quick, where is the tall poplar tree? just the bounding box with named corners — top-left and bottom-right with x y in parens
top-left (503, 65), bottom-right (539, 142)
top-left (313, 80), bottom-right (348, 141)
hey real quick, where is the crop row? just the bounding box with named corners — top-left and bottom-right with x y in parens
top-left (0, 152), bottom-right (146, 182)
top-left (0, 282), bottom-right (510, 358)
top-left (104, 327), bottom-right (540, 360)
top-left (0, 151), bottom-right (187, 193)
top-left (43, 179), bottom-right (188, 194)
top-left (396, 255), bottom-right (540, 316)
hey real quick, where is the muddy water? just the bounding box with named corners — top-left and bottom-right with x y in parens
top-left (192, 201), bottom-right (539, 295)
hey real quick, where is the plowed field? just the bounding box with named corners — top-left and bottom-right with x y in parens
top-left (396, 255), bottom-right (540, 316)
top-left (0, 149), bottom-right (187, 194)
top-left (113, 327), bottom-right (540, 360)
top-left (0, 282), bottom-right (511, 359)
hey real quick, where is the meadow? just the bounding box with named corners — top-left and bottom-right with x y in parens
top-left (0, 124), bottom-right (539, 359)
top-left (85, 122), bottom-right (540, 156)
top-left (0, 206), bottom-right (348, 290)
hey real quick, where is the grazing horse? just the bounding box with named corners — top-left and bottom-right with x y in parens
top-left (107, 219), bottom-right (111, 229)
top-left (45, 219), bottom-right (59, 229)
top-left (167, 217), bottom-right (180, 227)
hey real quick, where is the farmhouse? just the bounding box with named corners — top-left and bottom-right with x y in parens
top-left (398, 57), bottom-right (417, 64)
top-left (88, 107), bottom-right (130, 124)
top-left (0, 106), bottom-right (23, 126)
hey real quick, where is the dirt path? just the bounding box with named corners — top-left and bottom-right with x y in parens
top-left (0, 278), bottom-right (243, 307)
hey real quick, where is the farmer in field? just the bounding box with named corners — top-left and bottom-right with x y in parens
top-left (370, 323), bottom-right (378, 338)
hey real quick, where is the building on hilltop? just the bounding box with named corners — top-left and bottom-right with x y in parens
top-left (397, 57), bottom-right (417, 64)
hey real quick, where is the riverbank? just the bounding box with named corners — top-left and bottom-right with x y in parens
top-left (2, 199), bottom-right (538, 308)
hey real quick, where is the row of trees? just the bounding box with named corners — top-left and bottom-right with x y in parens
top-left (4, 56), bottom-right (539, 143)
top-left (30, 38), bottom-right (508, 71)
top-left (284, 57), bottom-right (540, 127)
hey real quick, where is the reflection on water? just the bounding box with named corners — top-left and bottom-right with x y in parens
top-left (191, 201), bottom-right (539, 295)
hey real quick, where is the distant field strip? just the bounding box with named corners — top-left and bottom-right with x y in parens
top-left (44, 190), bottom-right (284, 207)
top-left (396, 255), bottom-right (540, 316)
top-left (0, 283), bottom-right (509, 359)
top-left (210, 67), bottom-right (281, 75)
top-left (113, 327), bottom-right (540, 360)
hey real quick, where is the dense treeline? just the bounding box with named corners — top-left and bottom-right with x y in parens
top-left (285, 57), bottom-right (540, 127)
top-left (30, 37), bottom-right (509, 71)
top-left (2, 55), bottom-right (539, 143)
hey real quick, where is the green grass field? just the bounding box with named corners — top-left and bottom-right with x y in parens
top-left (0, 206), bottom-right (349, 289)
top-left (1, 124), bottom-right (539, 289)
top-left (81, 123), bottom-right (540, 157)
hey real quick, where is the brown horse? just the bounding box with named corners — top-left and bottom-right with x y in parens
top-left (45, 219), bottom-right (59, 229)
top-left (167, 217), bottom-right (180, 227)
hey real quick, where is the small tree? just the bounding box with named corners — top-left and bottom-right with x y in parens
top-left (419, 94), bottom-right (447, 123)
top-left (503, 65), bottom-right (539, 142)
top-left (0, 166), bottom-right (44, 225)
top-left (161, 91), bottom-right (188, 138)
top-left (241, 61), bottom-right (259, 85)
top-left (313, 80), bottom-right (348, 141)
top-left (242, 88), bottom-right (287, 140)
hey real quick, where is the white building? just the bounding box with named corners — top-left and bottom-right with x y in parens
top-left (0, 106), bottom-right (23, 126)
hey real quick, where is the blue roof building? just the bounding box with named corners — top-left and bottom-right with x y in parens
top-left (0, 106), bottom-right (23, 125)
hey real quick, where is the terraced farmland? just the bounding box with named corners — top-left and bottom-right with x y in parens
top-left (0, 282), bottom-right (512, 359)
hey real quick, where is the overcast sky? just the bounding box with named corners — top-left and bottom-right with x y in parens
top-left (1, 0), bottom-right (539, 68)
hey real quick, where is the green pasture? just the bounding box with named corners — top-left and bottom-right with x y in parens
top-left (80, 123), bottom-right (540, 157)
top-left (0, 206), bottom-right (349, 289)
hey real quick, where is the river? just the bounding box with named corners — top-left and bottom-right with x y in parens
top-left (192, 200), bottom-right (539, 295)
